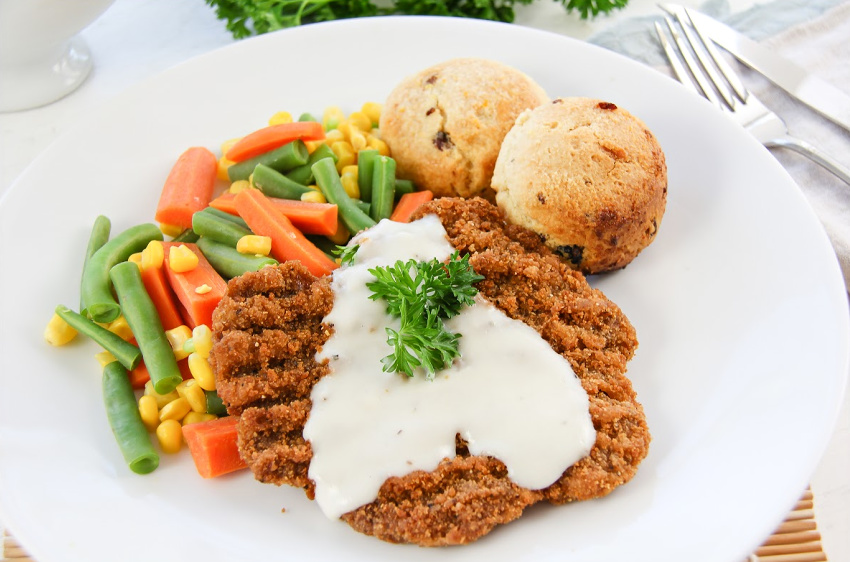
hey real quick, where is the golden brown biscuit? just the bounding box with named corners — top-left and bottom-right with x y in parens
top-left (379, 58), bottom-right (549, 198)
top-left (492, 97), bottom-right (667, 274)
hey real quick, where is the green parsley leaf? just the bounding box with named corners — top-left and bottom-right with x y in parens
top-left (333, 243), bottom-right (360, 266)
top-left (367, 251), bottom-right (482, 379)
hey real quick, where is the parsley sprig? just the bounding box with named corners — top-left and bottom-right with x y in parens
top-left (333, 243), bottom-right (360, 266)
top-left (367, 251), bottom-right (484, 379)
top-left (204, 0), bottom-right (629, 39)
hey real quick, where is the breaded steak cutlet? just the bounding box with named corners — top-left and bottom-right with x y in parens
top-left (210, 197), bottom-right (650, 546)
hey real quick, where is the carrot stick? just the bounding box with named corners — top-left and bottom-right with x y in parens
top-left (209, 192), bottom-right (338, 236)
top-left (162, 242), bottom-right (228, 329)
top-left (233, 189), bottom-right (338, 278)
top-left (155, 147), bottom-right (218, 229)
top-left (226, 121), bottom-right (325, 163)
top-left (182, 416), bottom-right (247, 478)
top-left (390, 190), bottom-right (435, 223)
top-left (140, 264), bottom-right (184, 331)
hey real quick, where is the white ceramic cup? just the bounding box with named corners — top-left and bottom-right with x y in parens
top-left (0, 0), bottom-right (116, 112)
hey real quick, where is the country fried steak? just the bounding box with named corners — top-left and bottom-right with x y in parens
top-left (209, 197), bottom-right (650, 546)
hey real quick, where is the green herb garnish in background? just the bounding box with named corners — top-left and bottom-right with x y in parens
top-left (205, 0), bottom-right (629, 39)
top-left (367, 251), bottom-right (484, 379)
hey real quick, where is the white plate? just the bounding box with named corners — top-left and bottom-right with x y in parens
top-left (0, 16), bottom-right (847, 562)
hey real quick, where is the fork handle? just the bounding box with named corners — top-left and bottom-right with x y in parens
top-left (765, 135), bottom-right (850, 186)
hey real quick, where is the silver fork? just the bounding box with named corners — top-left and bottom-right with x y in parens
top-left (655, 8), bottom-right (850, 186)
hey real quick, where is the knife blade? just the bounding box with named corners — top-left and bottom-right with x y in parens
top-left (659, 3), bottom-right (850, 134)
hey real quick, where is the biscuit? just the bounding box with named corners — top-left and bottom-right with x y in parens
top-left (379, 58), bottom-right (549, 198)
top-left (492, 97), bottom-right (667, 274)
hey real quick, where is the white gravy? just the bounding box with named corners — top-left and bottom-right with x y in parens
top-left (302, 215), bottom-right (596, 519)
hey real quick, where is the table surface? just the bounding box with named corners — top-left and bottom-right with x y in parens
top-left (1, 0), bottom-right (848, 560)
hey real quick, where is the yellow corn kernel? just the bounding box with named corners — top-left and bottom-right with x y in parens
top-left (44, 313), bottom-right (77, 346)
top-left (106, 316), bottom-right (134, 342)
top-left (229, 179), bottom-right (251, 194)
top-left (159, 396), bottom-right (191, 422)
top-left (304, 140), bottom-right (325, 154)
top-left (156, 419), bottom-right (183, 453)
top-left (138, 395), bottom-right (160, 432)
top-left (348, 110), bottom-right (373, 132)
top-left (144, 380), bottom-right (180, 409)
top-left (301, 190), bottom-right (327, 204)
top-left (176, 379), bottom-right (207, 413)
top-left (140, 240), bottom-right (165, 271)
top-left (268, 110), bottom-right (293, 125)
top-left (159, 223), bottom-right (184, 238)
top-left (361, 102), bottom-right (382, 126)
top-left (349, 128), bottom-right (367, 152)
top-left (165, 325), bottom-right (192, 360)
top-left (340, 165), bottom-right (359, 178)
top-left (322, 105), bottom-right (345, 131)
top-left (182, 412), bottom-right (217, 426)
top-left (324, 128), bottom-right (345, 145)
top-left (221, 137), bottom-right (240, 155)
top-left (195, 284), bottom-right (212, 295)
top-left (127, 252), bottom-right (143, 267)
top-left (192, 325), bottom-right (213, 359)
top-left (188, 352), bottom-right (216, 391)
top-left (366, 134), bottom-right (390, 156)
top-left (327, 221), bottom-right (351, 246)
top-left (168, 245), bottom-right (199, 273)
top-left (94, 350), bottom-right (116, 367)
top-left (340, 171), bottom-right (360, 200)
top-left (217, 157), bottom-right (234, 182)
top-left (236, 235), bottom-right (272, 256)
top-left (331, 141), bottom-right (356, 172)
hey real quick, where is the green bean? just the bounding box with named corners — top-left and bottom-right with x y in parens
top-left (192, 208), bottom-right (252, 247)
top-left (227, 140), bottom-right (309, 182)
top-left (394, 179), bottom-right (415, 197)
top-left (109, 261), bottom-right (182, 395)
top-left (102, 361), bottom-right (160, 475)
top-left (357, 149), bottom-right (379, 203)
top-left (196, 236), bottom-right (278, 279)
top-left (312, 157), bottom-right (377, 234)
top-left (80, 215), bottom-right (111, 313)
top-left (55, 305), bottom-right (142, 370)
top-left (203, 206), bottom-right (249, 230)
top-left (252, 163), bottom-right (313, 200)
top-left (286, 143), bottom-right (337, 185)
top-left (171, 228), bottom-right (200, 243)
top-left (81, 223), bottom-right (163, 324)
top-left (204, 390), bottom-right (228, 416)
top-left (354, 199), bottom-right (371, 216)
top-left (370, 155), bottom-right (396, 222)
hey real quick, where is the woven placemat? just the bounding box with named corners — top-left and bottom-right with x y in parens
top-left (0, 489), bottom-right (827, 561)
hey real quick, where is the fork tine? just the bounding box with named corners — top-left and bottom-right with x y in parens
top-left (660, 16), bottom-right (725, 110)
top-left (671, 11), bottom-right (737, 110)
top-left (682, 7), bottom-right (749, 103)
top-left (654, 21), bottom-right (702, 95)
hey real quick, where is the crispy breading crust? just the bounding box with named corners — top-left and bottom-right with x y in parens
top-left (210, 197), bottom-right (650, 546)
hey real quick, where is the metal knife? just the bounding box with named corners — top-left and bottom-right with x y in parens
top-left (659, 3), bottom-right (850, 134)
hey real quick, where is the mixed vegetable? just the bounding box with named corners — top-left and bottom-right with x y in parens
top-left (44, 103), bottom-right (435, 477)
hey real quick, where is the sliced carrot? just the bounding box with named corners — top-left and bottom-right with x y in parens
top-left (390, 190), bottom-right (435, 223)
top-left (182, 416), bottom-right (247, 478)
top-left (140, 264), bottom-right (184, 331)
top-left (209, 192), bottom-right (338, 236)
top-left (233, 189), bottom-right (338, 278)
top-left (226, 121), bottom-right (325, 163)
top-left (162, 242), bottom-right (228, 329)
top-left (155, 147), bottom-right (218, 230)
